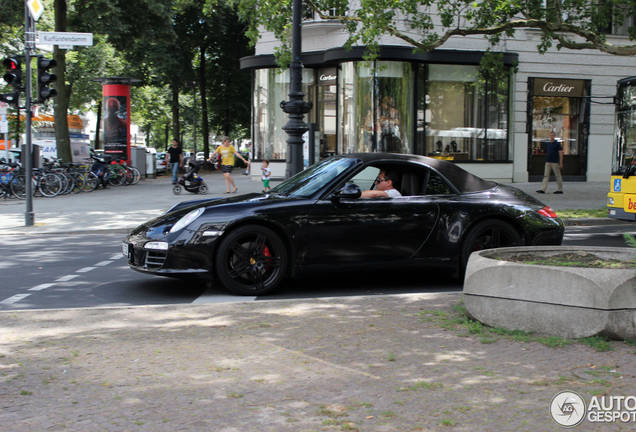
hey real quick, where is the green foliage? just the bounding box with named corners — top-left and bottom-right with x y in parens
top-left (1, 0), bottom-right (251, 147)
top-left (233, 0), bottom-right (636, 67)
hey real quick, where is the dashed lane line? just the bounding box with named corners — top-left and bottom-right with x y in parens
top-left (77, 267), bottom-right (97, 273)
top-left (1, 254), bottom-right (124, 308)
top-left (0, 293), bottom-right (31, 305)
top-left (56, 275), bottom-right (80, 282)
top-left (29, 283), bottom-right (57, 291)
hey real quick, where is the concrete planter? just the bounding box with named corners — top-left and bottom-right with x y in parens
top-left (463, 246), bottom-right (636, 340)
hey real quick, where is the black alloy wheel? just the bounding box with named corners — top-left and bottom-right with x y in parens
top-left (215, 225), bottom-right (287, 295)
top-left (460, 219), bottom-right (522, 272)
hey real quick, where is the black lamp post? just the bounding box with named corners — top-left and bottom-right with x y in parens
top-left (280, 0), bottom-right (312, 179)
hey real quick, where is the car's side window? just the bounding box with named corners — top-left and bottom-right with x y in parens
top-left (425, 171), bottom-right (454, 195)
top-left (347, 166), bottom-right (380, 190)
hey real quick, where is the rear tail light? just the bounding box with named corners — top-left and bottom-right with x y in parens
top-left (537, 206), bottom-right (558, 218)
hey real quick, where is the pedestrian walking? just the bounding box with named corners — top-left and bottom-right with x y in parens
top-left (168, 139), bottom-right (183, 184)
top-left (536, 132), bottom-right (564, 194)
top-left (208, 136), bottom-right (249, 194)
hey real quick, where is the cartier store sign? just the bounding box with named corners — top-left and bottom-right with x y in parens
top-left (533, 78), bottom-right (585, 97)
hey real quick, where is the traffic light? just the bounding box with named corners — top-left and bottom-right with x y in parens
top-left (0, 57), bottom-right (22, 106)
top-left (36, 56), bottom-right (57, 103)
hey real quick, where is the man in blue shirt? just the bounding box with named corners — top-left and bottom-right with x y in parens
top-left (536, 132), bottom-right (564, 194)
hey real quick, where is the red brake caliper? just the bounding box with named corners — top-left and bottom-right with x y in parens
top-left (262, 246), bottom-right (271, 271)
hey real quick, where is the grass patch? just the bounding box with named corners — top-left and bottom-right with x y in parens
top-left (580, 336), bottom-right (615, 352)
top-left (557, 208), bottom-right (607, 218)
top-left (440, 418), bottom-right (458, 427)
top-left (418, 301), bottom-right (618, 351)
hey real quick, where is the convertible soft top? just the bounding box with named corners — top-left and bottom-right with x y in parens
top-left (342, 153), bottom-right (497, 194)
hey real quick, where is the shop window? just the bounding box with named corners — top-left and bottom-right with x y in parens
top-left (338, 61), bottom-right (412, 155)
top-left (532, 96), bottom-right (580, 156)
top-left (418, 64), bottom-right (510, 162)
top-left (252, 69), bottom-right (314, 161)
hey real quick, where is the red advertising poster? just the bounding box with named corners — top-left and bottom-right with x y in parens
top-left (102, 84), bottom-right (130, 162)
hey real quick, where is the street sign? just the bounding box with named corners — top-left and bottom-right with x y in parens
top-left (37, 32), bottom-right (93, 47)
top-left (27, 0), bottom-right (45, 21)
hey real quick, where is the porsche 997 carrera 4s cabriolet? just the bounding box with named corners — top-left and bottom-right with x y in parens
top-left (124, 153), bottom-right (564, 295)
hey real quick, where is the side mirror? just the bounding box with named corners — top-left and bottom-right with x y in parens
top-left (333, 183), bottom-right (361, 200)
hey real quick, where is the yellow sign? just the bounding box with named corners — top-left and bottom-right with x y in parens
top-left (27, 0), bottom-right (44, 21)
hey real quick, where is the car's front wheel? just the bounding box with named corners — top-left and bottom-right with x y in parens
top-left (460, 219), bottom-right (522, 272)
top-left (215, 225), bottom-right (287, 295)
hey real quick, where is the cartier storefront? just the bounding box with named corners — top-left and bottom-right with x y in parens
top-left (528, 77), bottom-right (590, 181)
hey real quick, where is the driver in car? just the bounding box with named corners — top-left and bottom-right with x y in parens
top-left (361, 169), bottom-right (402, 198)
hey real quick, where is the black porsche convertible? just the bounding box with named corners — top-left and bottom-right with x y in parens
top-left (124, 153), bottom-right (564, 295)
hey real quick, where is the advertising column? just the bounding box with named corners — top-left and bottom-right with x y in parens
top-left (102, 82), bottom-right (131, 163)
top-left (95, 78), bottom-right (130, 163)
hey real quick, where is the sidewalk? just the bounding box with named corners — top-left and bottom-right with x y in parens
top-left (0, 173), bottom-right (618, 235)
top-left (0, 170), bottom-right (268, 235)
top-left (2, 293), bottom-right (634, 431)
top-left (1, 175), bottom-right (634, 431)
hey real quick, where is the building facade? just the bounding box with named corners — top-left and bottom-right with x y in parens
top-left (240, 12), bottom-right (636, 183)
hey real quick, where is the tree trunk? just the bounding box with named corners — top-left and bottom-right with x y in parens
top-left (164, 123), bottom-right (169, 151)
top-left (53, 0), bottom-right (71, 162)
top-left (199, 45), bottom-right (210, 159)
top-left (171, 85), bottom-right (180, 142)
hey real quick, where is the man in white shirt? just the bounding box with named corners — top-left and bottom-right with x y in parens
top-left (361, 169), bottom-right (402, 198)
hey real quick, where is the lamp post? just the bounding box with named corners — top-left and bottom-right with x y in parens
top-left (280, 0), bottom-right (312, 179)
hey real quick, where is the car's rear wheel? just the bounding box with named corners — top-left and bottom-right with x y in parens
top-left (215, 225), bottom-right (287, 295)
top-left (461, 219), bottom-right (522, 272)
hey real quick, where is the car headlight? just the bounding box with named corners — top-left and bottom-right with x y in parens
top-left (170, 208), bottom-right (205, 233)
top-left (144, 241), bottom-right (169, 250)
top-left (608, 197), bottom-right (615, 205)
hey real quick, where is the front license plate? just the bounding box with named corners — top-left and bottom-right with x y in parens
top-left (122, 242), bottom-right (128, 256)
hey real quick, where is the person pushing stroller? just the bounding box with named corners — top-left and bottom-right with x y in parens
top-left (172, 159), bottom-right (208, 195)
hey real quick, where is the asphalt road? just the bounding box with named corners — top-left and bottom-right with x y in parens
top-left (1, 224), bottom-right (634, 311)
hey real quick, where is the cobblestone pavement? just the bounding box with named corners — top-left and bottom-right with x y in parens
top-left (1, 294), bottom-right (635, 431)
top-left (1, 173), bottom-right (634, 431)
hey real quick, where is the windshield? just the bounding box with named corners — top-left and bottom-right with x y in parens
top-left (612, 79), bottom-right (636, 176)
top-left (271, 157), bottom-right (356, 198)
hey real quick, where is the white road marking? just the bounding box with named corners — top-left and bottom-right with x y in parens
top-left (1, 294), bottom-right (31, 304)
top-left (56, 275), bottom-right (79, 282)
top-left (1, 249), bottom-right (127, 308)
top-left (77, 267), bottom-right (97, 273)
top-left (29, 283), bottom-right (57, 291)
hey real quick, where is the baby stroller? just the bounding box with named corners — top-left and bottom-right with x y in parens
top-left (173, 160), bottom-right (208, 195)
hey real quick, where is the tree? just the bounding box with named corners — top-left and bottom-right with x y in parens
top-left (53, 0), bottom-right (72, 163)
top-left (234, 0), bottom-right (636, 63)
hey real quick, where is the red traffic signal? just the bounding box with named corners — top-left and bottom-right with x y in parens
top-left (2, 57), bottom-right (22, 87)
top-left (1, 56), bottom-right (21, 106)
top-left (3, 58), bottom-right (19, 70)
